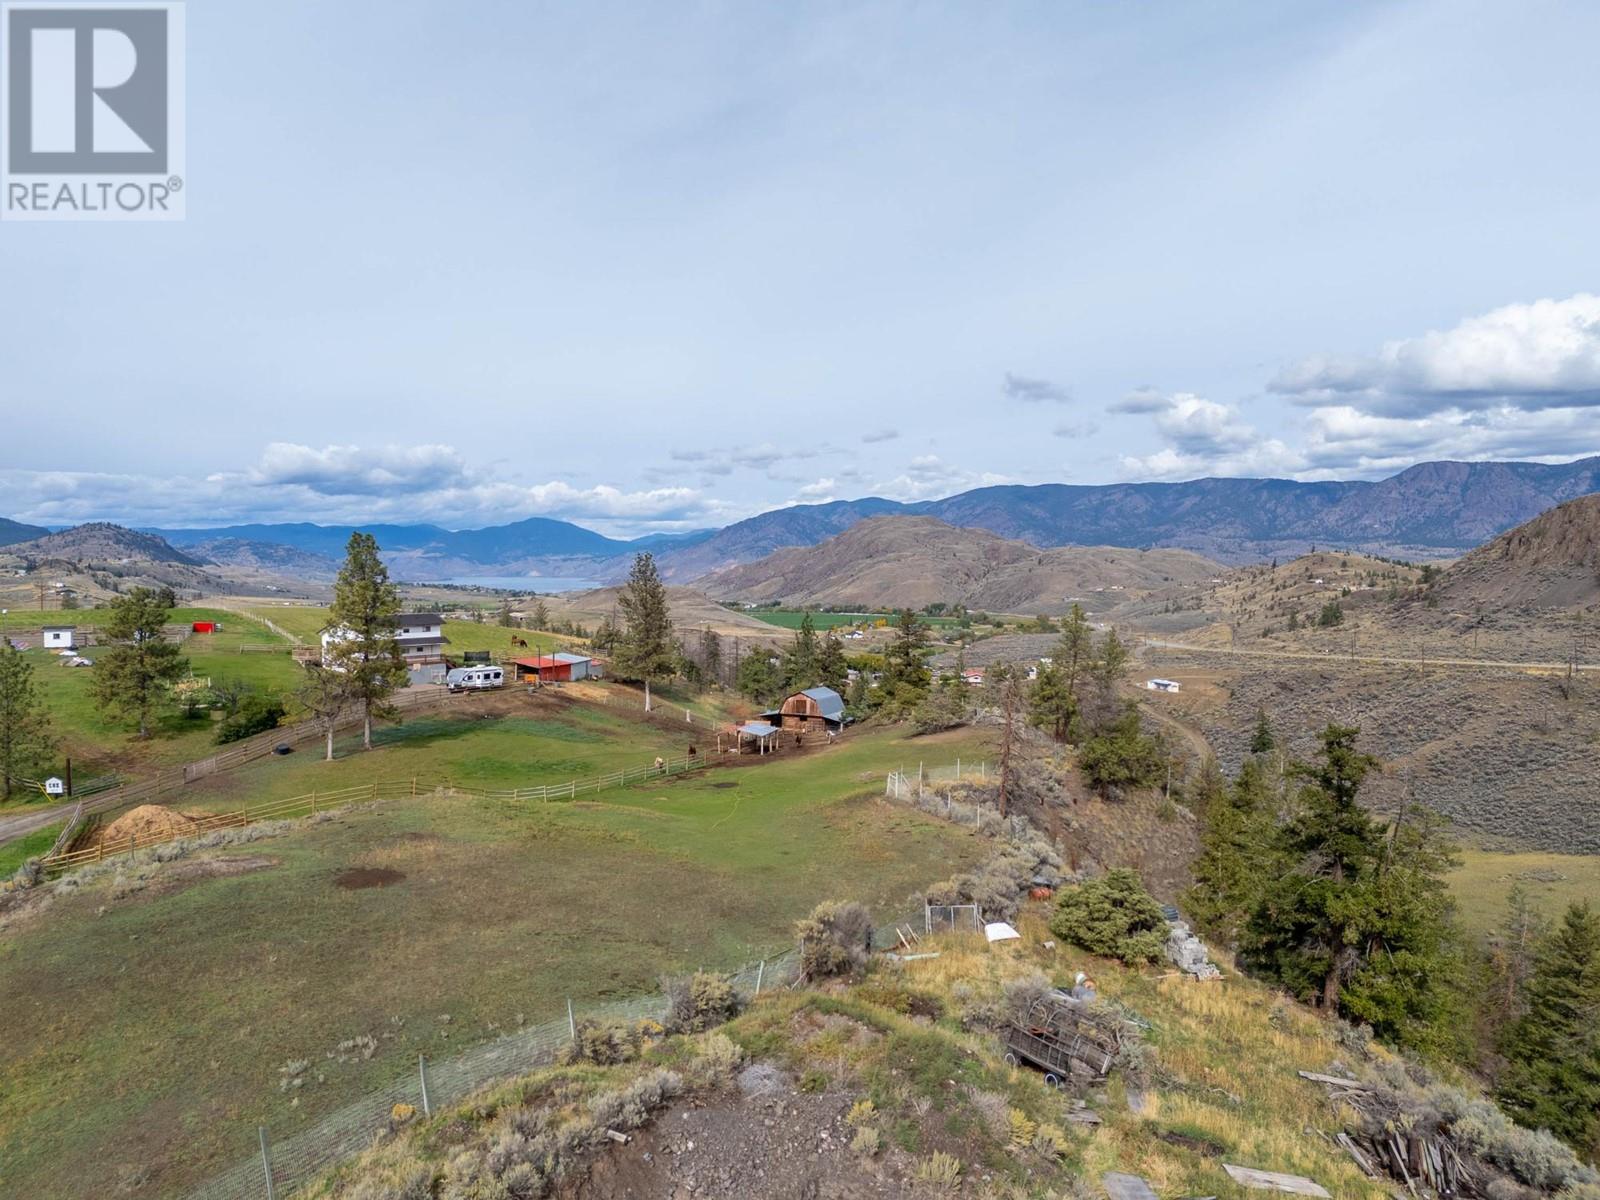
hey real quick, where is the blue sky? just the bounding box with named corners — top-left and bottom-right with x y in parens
top-left (5, 0), bottom-right (1600, 534)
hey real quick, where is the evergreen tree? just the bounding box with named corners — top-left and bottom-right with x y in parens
top-left (911, 677), bottom-right (968, 735)
top-left (590, 613), bottom-right (621, 655)
top-left (1028, 659), bottom-right (1077, 743)
top-left (1055, 604), bottom-right (1093, 697)
top-left (698, 627), bottom-right (724, 688)
top-left (1484, 885), bottom-right (1550, 1031)
top-left (816, 631), bottom-right (849, 694)
top-left (1498, 902), bottom-right (1600, 1155)
top-left (781, 612), bottom-right (820, 690)
top-left (1245, 724), bottom-right (1383, 1011)
top-left (0, 642), bottom-right (54, 797)
top-left (845, 668), bottom-right (870, 714)
top-left (531, 598), bottom-right (551, 630)
top-left (325, 532), bottom-right (408, 750)
top-left (1077, 703), bottom-right (1163, 795)
top-left (882, 609), bottom-right (930, 694)
top-left (735, 646), bottom-right (781, 704)
top-left (1184, 757), bottom-right (1277, 946)
top-left (90, 587), bottom-right (189, 739)
top-left (1250, 707), bottom-right (1277, 754)
top-left (613, 553), bottom-right (676, 711)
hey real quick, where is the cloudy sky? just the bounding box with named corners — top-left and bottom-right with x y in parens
top-left (5, 0), bottom-right (1600, 535)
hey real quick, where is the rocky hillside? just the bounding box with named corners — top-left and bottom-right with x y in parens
top-left (1434, 493), bottom-right (1600, 612)
top-left (5, 522), bottom-right (203, 566)
top-left (190, 537), bottom-right (340, 579)
top-left (698, 516), bottom-right (1223, 612)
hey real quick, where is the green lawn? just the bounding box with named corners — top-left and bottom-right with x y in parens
top-left (0, 825), bottom-right (59, 877)
top-left (1449, 847), bottom-right (1600, 936)
top-left (0, 721), bottom-right (991, 1200)
top-left (19, 617), bottom-right (307, 775)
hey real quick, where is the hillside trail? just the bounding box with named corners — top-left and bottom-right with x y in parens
top-left (1143, 638), bottom-right (1599, 674)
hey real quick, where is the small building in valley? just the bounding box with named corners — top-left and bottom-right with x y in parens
top-left (321, 612), bottom-right (451, 669)
top-left (511, 652), bottom-right (597, 683)
top-left (761, 686), bottom-right (846, 734)
top-left (1145, 678), bottom-right (1181, 694)
top-left (41, 625), bottom-right (75, 650)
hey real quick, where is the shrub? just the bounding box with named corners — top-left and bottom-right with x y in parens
top-left (913, 1150), bottom-right (962, 1189)
top-left (846, 1098), bottom-right (877, 1126)
top-left (925, 837), bottom-right (1063, 924)
top-left (1033, 1122), bottom-right (1070, 1158)
top-left (691, 1032), bottom-right (743, 1076)
top-left (588, 1068), bottom-right (683, 1133)
top-left (663, 971), bottom-right (743, 1033)
top-left (568, 1018), bottom-right (664, 1065)
top-left (1001, 970), bottom-right (1052, 1021)
top-left (796, 900), bottom-right (874, 979)
top-left (214, 693), bottom-right (286, 744)
top-left (1049, 868), bottom-right (1168, 964)
top-left (1007, 1108), bottom-right (1037, 1149)
top-left (850, 1125), bottom-right (882, 1156)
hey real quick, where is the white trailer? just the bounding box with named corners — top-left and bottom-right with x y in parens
top-left (446, 665), bottom-right (504, 691)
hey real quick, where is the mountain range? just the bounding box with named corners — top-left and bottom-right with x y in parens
top-left (6, 456), bottom-right (1599, 584)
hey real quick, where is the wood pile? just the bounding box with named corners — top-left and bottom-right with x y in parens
top-left (1297, 1071), bottom-right (1481, 1198)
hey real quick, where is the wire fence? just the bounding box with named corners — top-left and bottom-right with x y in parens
top-left (185, 951), bottom-right (803, 1200)
top-left (42, 752), bottom-right (715, 872)
top-left (884, 759), bottom-right (991, 801)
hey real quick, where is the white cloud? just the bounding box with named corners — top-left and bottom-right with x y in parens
top-left (1271, 293), bottom-right (1600, 414)
top-left (792, 478), bottom-right (839, 503)
top-left (248, 442), bottom-right (472, 495)
top-left (1, 443), bottom-right (740, 535)
top-left (872, 455), bottom-right (1013, 501)
top-left (861, 428), bottom-right (900, 443)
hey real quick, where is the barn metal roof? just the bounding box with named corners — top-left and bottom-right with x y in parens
top-left (799, 686), bottom-right (845, 721)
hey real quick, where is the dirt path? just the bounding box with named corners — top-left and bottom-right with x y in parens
top-left (1143, 638), bottom-right (1599, 674)
top-left (0, 801), bottom-right (75, 845)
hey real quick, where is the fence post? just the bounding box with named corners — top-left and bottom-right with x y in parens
top-left (755, 959), bottom-right (765, 995)
top-left (258, 1125), bottom-right (276, 1200)
top-left (567, 999), bottom-right (577, 1044)
top-left (419, 1054), bottom-right (432, 1118)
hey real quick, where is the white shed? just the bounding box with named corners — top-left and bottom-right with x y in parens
top-left (42, 626), bottom-right (76, 650)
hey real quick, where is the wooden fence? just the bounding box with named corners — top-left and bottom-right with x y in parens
top-left (43, 781), bottom-right (417, 871)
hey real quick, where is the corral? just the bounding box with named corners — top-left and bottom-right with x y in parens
top-left (0, 723), bottom-right (992, 1200)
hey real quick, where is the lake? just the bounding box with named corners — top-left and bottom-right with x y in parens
top-left (425, 575), bottom-right (602, 593)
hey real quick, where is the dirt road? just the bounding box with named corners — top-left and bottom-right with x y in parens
top-left (1142, 639), bottom-right (1599, 674)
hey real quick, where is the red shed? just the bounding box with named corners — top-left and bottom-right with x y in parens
top-left (511, 655), bottom-right (573, 683)
top-left (192, 621), bottom-right (218, 633)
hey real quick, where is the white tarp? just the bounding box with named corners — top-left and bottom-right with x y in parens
top-left (984, 921), bottom-right (1021, 943)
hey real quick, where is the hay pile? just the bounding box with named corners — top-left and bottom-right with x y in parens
top-left (95, 805), bottom-right (200, 848)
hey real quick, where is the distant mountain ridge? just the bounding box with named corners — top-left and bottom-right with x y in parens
top-left (659, 457), bottom-right (1600, 575)
top-left (8, 455), bottom-right (1598, 582)
top-left (699, 515), bottom-right (1225, 612)
top-left (0, 517), bottom-right (50, 548)
top-left (6, 522), bottom-right (203, 566)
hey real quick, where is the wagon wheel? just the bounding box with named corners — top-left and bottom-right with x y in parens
top-left (1044, 1072), bottom-right (1062, 1089)
top-left (1003, 1052), bottom-right (1018, 1067)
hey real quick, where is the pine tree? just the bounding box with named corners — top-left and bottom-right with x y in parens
top-left (325, 532), bottom-right (408, 750)
top-left (0, 642), bottom-right (54, 797)
top-left (1244, 724), bottom-right (1383, 1011)
top-left (1027, 659), bottom-right (1077, 743)
top-left (735, 646), bottom-right (780, 704)
top-left (1484, 885), bottom-right (1549, 1030)
top-left (531, 598), bottom-right (551, 630)
top-left (816, 631), bottom-right (848, 694)
top-left (90, 587), bottom-right (189, 739)
top-left (1498, 902), bottom-right (1600, 1155)
top-left (1250, 707), bottom-right (1276, 754)
top-left (699, 627), bottom-right (724, 688)
top-left (782, 612), bottom-right (820, 690)
top-left (1054, 604), bottom-right (1093, 697)
top-left (613, 553), bottom-right (676, 712)
top-left (882, 610), bottom-right (930, 695)
top-left (845, 668), bottom-right (870, 714)
top-left (1184, 757), bottom-right (1277, 946)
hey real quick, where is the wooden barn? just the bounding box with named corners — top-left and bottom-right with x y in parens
top-left (761, 686), bottom-right (846, 734)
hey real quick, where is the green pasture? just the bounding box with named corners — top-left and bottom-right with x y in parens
top-left (1449, 847), bottom-right (1600, 936)
top-left (0, 722), bottom-right (991, 1199)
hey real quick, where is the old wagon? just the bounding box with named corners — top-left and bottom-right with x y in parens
top-left (1003, 992), bottom-right (1120, 1087)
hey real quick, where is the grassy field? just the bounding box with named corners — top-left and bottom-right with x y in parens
top-left (1448, 847), bottom-right (1600, 936)
top-left (0, 825), bottom-right (59, 876)
top-left (0, 721), bottom-right (991, 1199)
